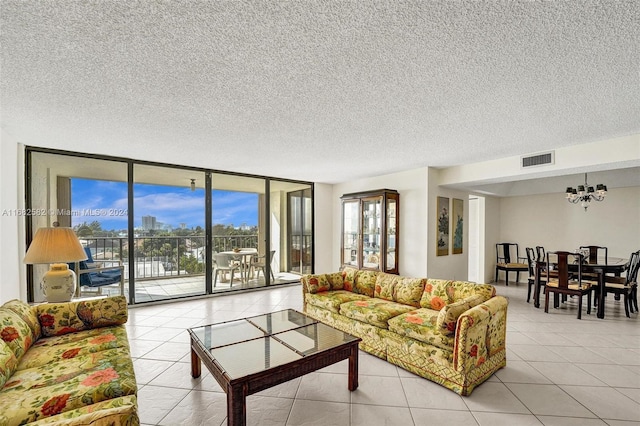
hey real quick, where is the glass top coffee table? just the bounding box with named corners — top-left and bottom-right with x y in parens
top-left (188, 309), bottom-right (361, 426)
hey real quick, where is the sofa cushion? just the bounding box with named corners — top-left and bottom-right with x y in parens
top-left (451, 281), bottom-right (496, 301)
top-left (305, 291), bottom-right (370, 313)
top-left (341, 267), bottom-right (358, 292)
top-left (419, 279), bottom-right (455, 309)
top-left (18, 326), bottom-right (131, 370)
top-left (35, 296), bottom-right (128, 337)
top-left (0, 308), bottom-right (35, 362)
top-left (374, 272), bottom-right (397, 301)
top-left (419, 279), bottom-right (496, 309)
top-left (354, 270), bottom-right (379, 297)
top-left (2, 299), bottom-right (41, 339)
top-left (387, 309), bottom-right (455, 351)
top-left (436, 294), bottom-right (486, 336)
top-left (0, 340), bottom-right (18, 389)
top-left (304, 274), bottom-right (335, 294)
top-left (392, 276), bottom-right (426, 308)
top-left (340, 299), bottom-right (414, 329)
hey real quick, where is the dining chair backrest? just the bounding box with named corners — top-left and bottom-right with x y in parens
top-left (626, 250), bottom-right (640, 284)
top-left (579, 245), bottom-right (608, 264)
top-left (496, 243), bottom-right (520, 264)
top-left (525, 247), bottom-right (536, 277)
top-left (547, 251), bottom-right (583, 289)
top-left (535, 246), bottom-right (546, 262)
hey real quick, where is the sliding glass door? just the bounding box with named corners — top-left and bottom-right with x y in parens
top-left (270, 181), bottom-right (313, 275)
top-left (133, 164), bottom-right (206, 302)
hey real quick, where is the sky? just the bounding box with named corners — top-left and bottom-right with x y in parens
top-left (71, 178), bottom-right (258, 230)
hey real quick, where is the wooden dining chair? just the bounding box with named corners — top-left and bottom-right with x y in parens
top-left (603, 250), bottom-right (639, 317)
top-left (544, 251), bottom-right (595, 319)
top-left (526, 247), bottom-right (546, 303)
top-left (579, 245), bottom-right (608, 264)
top-left (495, 243), bottom-right (528, 285)
top-left (535, 246), bottom-right (546, 263)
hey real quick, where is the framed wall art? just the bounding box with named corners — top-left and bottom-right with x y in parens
top-left (436, 196), bottom-right (449, 256)
top-left (452, 198), bottom-right (463, 254)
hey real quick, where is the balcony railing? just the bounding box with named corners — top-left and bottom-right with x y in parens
top-left (80, 235), bottom-right (259, 280)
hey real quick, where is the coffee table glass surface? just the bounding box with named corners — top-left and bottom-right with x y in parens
top-left (189, 309), bottom-right (359, 379)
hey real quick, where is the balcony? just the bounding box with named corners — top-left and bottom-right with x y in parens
top-left (81, 235), bottom-right (300, 302)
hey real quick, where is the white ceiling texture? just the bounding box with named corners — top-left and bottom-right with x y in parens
top-left (1, 1), bottom-right (639, 193)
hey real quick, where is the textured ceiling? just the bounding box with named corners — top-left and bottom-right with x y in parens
top-left (1, 1), bottom-right (639, 184)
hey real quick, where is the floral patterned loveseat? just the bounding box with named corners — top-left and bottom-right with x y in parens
top-left (301, 267), bottom-right (508, 396)
top-left (0, 295), bottom-right (138, 425)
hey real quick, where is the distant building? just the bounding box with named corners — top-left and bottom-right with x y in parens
top-left (179, 223), bottom-right (187, 229)
top-left (142, 215), bottom-right (156, 230)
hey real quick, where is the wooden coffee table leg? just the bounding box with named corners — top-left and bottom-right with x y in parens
top-left (227, 383), bottom-right (247, 426)
top-left (348, 344), bottom-right (359, 391)
top-left (190, 345), bottom-right (201, 378)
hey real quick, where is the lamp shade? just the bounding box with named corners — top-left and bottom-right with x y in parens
top-left (24, 227), bottom-right (88, 264)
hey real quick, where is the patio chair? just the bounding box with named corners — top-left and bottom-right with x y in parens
top-left (251, 250), bottom-right (276, 281)
top-left (213, 253), bottom-right (240, 287)
top-left (70, 260), bottom-right (124, 296)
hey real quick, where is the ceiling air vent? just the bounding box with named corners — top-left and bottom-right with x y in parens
top-left (521, 151), bottom-right (554, 168)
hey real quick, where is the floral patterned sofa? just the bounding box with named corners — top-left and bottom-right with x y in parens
top-left (301, 267), bottom-right (508, 396)
top-left (0, 296), bottom-right (138, 425)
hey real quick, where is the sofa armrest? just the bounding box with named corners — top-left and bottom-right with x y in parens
top-left (34, 295), bottom-right (128, 338)
top-left (453, 296), bottom-right (508, 373)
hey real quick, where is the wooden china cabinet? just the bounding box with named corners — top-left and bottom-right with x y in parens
top-left (340, 189), bottom-right (399, 274)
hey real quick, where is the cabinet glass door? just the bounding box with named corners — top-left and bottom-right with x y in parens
top-left (385, 197), bottom-right (397, 273)
top-left (361, 197), bottom-right (382, 269)
top-left (342, 200), bottom-right (359, 267)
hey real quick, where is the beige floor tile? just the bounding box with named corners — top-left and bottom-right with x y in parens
top-left (287, 400), bottom-right (350, 426)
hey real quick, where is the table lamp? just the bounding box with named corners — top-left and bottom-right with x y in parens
top-left (24, 224), bottom-right (88, 302)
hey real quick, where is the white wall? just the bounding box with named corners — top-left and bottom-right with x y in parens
top-left (498, 186), bottom-right (640, 282)
top-left (484, 195), bottom-right (501, 283)
top-left (0, 131), bottom-right (25, 302)
top-left (427, 168), bottom-right (470, 281)
top-left (313, 183), bottom-right (334, 274)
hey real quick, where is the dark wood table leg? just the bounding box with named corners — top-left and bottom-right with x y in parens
top-left (348, 344), bottom-right (359, 391)
top-left (533, 263), bottom-right (541, 308)
top-left (190, 345), bottom-right (201, 378)
top-left (227, 383), bottom-right (247, 426)
top-left (596, 269), bottom-right (605, 319)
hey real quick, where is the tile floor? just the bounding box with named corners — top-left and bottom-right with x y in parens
top-left (128, 280), bottom-right (640, 426)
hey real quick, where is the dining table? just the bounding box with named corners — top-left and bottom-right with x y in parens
top-left (533, 256), bottom-right (629, 319)
top-left (220, 249), bottom-right (257, 283)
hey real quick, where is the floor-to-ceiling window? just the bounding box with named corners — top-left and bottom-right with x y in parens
top-left (133, 164), bottom-right (207, 302)
top-left (211, 173), bottom-right (264, 291)
top-left (27, 151), bottom-right (129, 302)
top-left (25, 148), bottom-right (313, 304)
top-left (285, 186), bottom-right (313, 274)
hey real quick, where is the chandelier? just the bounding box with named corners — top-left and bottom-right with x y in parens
top-left (565, 173), bottom-right (607, 211)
